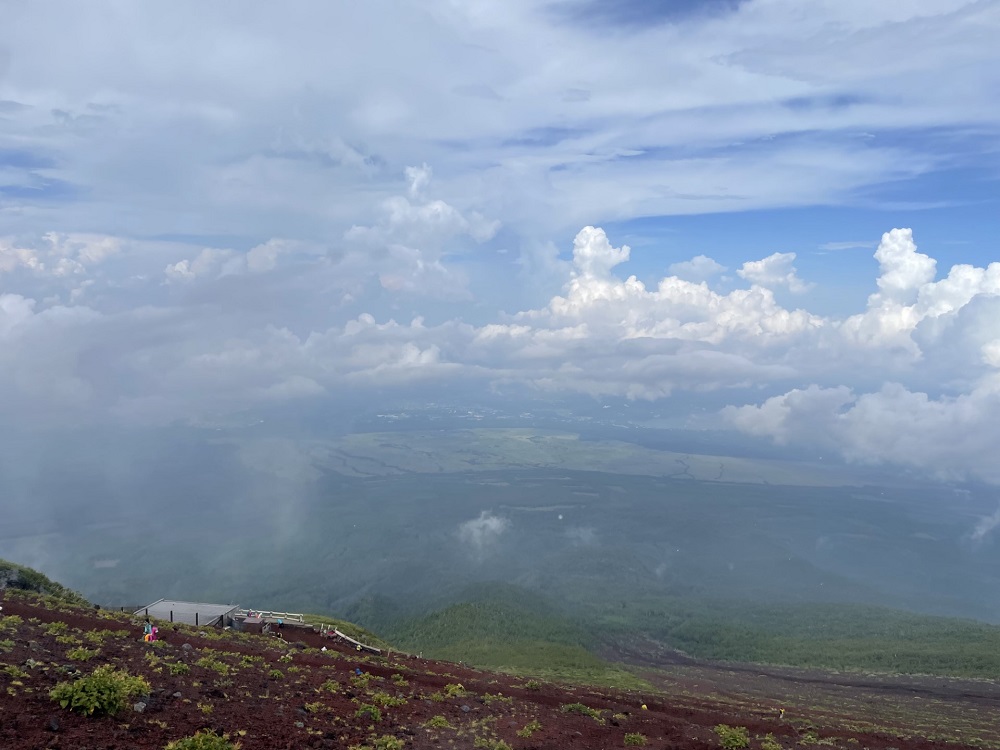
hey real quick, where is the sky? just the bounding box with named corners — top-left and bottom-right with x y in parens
top-left (2, 0), bottom-right (1000, 483)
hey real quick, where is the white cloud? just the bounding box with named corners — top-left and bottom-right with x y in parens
top-left (971, 507), bottom-right (1000, 543)
top-left (819, 241), bottom-right (874, 252)
top-left (0, 0), bottom-right (996, 243)
top-left (164, 247), bottom-right (237, 283)
top-left (0, 233), bottom-right (121, 277)
top-left (738, 252), bottom-right (813, 293)
top-left (726, 379), bottom-right (1000, 484)
top-left (841, 229), bottom-right (1000, 350)
top-left (457, 511), bottom-right (510, 555)
top-left (668, 254), bottom-right (726, 281)
top-left (343, 166), bottom-right (500, 298)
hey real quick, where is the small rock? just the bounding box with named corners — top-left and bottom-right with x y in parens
top-left (46, 717), bottom-right (60, 732)
top-left (132, 702), bottom-right (146, 713)
top-left (294, 721), bottom-right (304, 728)
top-left (460, 704), bottom-right (471, 713)
top-left (172, 692), bottom-right (182, 699)
top-left (181, 643), bottom-right (193, 651)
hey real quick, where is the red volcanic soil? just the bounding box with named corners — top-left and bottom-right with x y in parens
top-left (0, 592), bottom-right (985, 749)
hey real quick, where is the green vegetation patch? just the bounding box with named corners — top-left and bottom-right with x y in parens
top-left (384, 584), bottom-right (651, 690)
top-left (561, 702), bottom-right (605, 723)
top-left (714, 724), bottom-right (750, 749)
top-left (66, 647), bottom-right (100, 661)
top-left (165, 730), bottom-right (242, 750)
top-left (0, 558), bottom-right (89, 606)
top-left (423, 715), bottom-right (454, 729)
top-left (49, 665), bottom-right (150, 717)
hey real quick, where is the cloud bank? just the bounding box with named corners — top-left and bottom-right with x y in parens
top-left (1, 1), bottom-right (999, 485)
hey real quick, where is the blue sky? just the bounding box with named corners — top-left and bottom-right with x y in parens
top-left (1, 0), bottom-right (1000, 482)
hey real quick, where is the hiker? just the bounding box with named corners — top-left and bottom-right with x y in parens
top-left (150, 626), bottom-right (158, 642)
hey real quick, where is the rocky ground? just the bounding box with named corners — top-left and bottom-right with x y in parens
top-left (0, 591), bottom-right (989, 749)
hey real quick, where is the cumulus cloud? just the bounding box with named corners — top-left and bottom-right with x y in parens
top-left (343, 166), bottom-right (500, 298)
top-left (1, 210), bottom-right (1000, 485)
top-left (0, 233), bottom-right (121, 277)
top-left (841, 229), bottom-right (1000, 351)
top-left (457, 511), bottom-right (510, 555)
top-left (0, 2), bottom-right (998, 496)
top-left (738, 252), bottom-right (813, 293)
top-left (668, 255), bottom-right (727, 282)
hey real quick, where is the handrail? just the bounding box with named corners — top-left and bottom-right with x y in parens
top-left (236, 609), bottom-right (305, 623)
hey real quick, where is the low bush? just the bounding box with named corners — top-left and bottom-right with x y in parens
top-left (516, 720), bottom-right (541, 738)
top-left (560, 702), bottom-right (604, 723)
top-left (195, 656), bottom-right (230, 675)
top-left (423, 715), bottom-right (454, 729)
top-left (66, 647), bottom-right (100, 661)
top-left (164, 730), bottom-right (242, 750)
top-left (356, 703), bottom-right (382, 722)
top-left (624, 733), bottom-right (647, 746)
top-left (49, 665), bottom-right (150, 717)
top-left (443, 682), bottom-right (468, 698)
top-left (714, 724), bottom-right (750, 750)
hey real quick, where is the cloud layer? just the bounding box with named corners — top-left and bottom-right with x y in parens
top-left (1, 2), bottom-right (999, 484)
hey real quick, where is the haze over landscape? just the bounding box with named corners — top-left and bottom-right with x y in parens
top-left (3, 0), bottom-right (1000, 667)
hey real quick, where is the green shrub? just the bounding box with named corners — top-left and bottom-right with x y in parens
top-left (760, 734), bottom-right (783, 750)
top-left (624, 733), bottom-right (647, 746)
top-left (390, 673), bottom-right (408, 687)
top-left (560, 702), bottom-right (604, 723)
top-left (351, 671), bottom-right (374, 688)
top-left (83, 629), bottom-right (124, 644)
top-left (0, 639), bottom-right (15, 653)
top-left (0, 615), bottom-right (23, 634)
top-left (353, 736), bottom-right (404, 750)
top-left (168, 662), bottom-right (191, 676)
top-left (356, 704), bottom-right (383, 722)
top-left (473, 739), bottom-right (511, 750)
top-left (443, 682), bottom-right (468, 698)
top-left (714, 724), bottom-right (750, 750)
top-left (370, 689), bottom-right (406, 707)
top-left (42, 621), bottom-right (69, 636)
top-left (66, 647), bottom-right (100, 661)
top-left (195, 656), bottom-right (230, 675)
top-left (164, 729), bottom-right (242, 749)
top-left (423, 715), bottom-right (453, 729)
top-left (49, 665), bottom-right (150, 716)
top-left (516, 720), bottom-right (541, 738)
